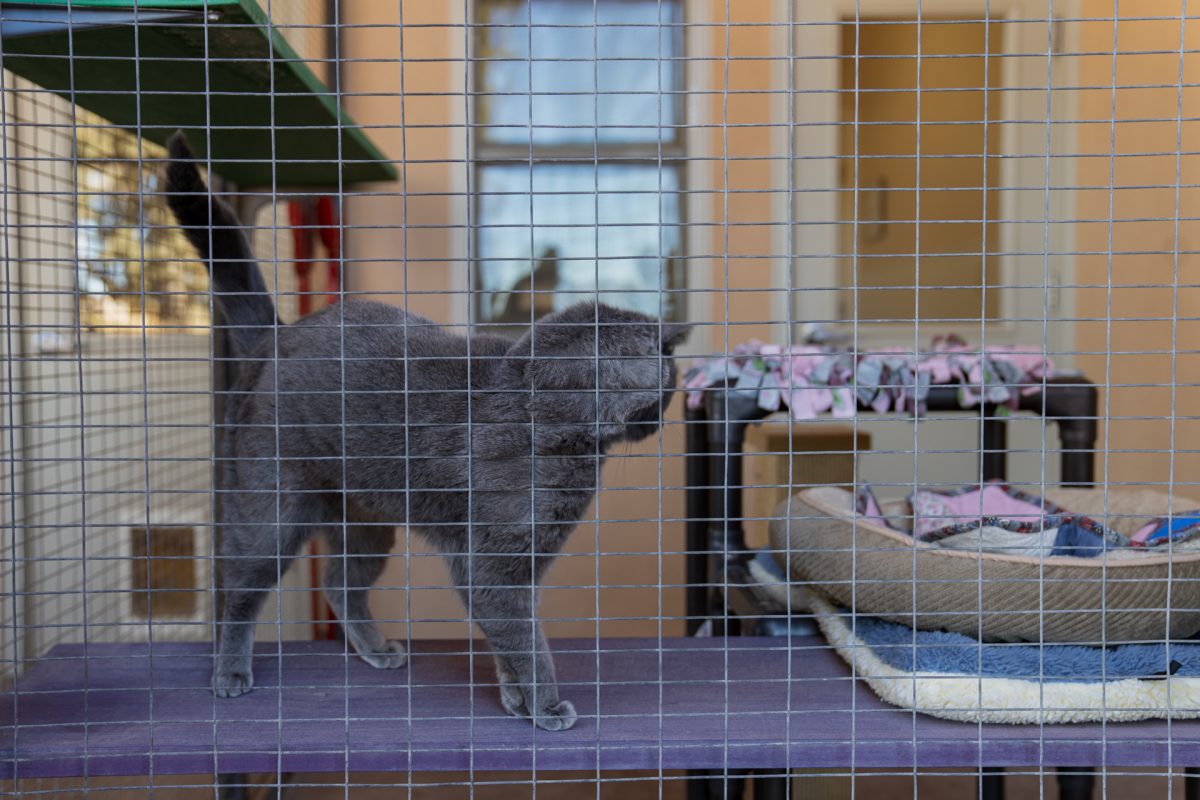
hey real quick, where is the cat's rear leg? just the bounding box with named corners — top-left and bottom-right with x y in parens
top-left (214, 495), bottom-right (317, 697)
top-left (322, 524), bottom-right (406, 669)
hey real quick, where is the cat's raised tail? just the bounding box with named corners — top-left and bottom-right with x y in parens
top-left (165, 131), bottom-right (277, 356)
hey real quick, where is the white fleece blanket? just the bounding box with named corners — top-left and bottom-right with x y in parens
top-left (809, 594), bottom-right (1200, 724)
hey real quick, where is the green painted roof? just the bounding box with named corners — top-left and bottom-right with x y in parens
top-left (11, 0), bottom-right (240, 8)
top-left (1, 0), bottom-right (397, 186)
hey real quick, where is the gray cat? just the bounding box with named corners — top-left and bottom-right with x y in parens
top-left (165, 133), bottom-right (688, 732)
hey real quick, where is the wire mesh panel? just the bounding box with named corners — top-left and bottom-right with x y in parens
top-left (2, 0), bottom-right (1199, 798)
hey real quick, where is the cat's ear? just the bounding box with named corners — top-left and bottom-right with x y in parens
top-left (662, 322), bottom-right (692, 353)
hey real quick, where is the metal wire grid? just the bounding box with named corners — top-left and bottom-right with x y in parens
top-left (1, 0), bottom-right (1199, 797)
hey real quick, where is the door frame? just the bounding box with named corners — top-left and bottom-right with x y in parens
top-left (771, 0), bottom-right (1079, 363)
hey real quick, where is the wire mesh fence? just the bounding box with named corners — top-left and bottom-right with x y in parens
top-left (1, 0), bottom-right (1199, 797)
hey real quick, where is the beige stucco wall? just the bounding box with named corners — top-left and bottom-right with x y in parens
top-left (338, 2), bottom-right (722, 639)
top-left (331, 0), bottom-right (1200, 641)
top-left (1071, 3), bottom-right (1200, 492)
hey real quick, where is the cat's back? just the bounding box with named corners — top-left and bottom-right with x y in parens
top-left (282, 299), bottom-right (428, 366)
top-left (257, 299), bottom-right (455, 389)
top-left (257, 299), bottom-right (514, 429)
top-left (290, 300), bottom-right (510, 375)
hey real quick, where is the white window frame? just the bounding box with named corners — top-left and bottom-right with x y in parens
top-left (466, 0), bottom-right (691, 328)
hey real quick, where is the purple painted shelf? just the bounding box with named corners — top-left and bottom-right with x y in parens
top-left (2, 636), bottom-right (1199, 778)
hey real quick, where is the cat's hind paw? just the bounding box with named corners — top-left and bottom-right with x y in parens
top-left (358, 640), bottom-right (407, 670)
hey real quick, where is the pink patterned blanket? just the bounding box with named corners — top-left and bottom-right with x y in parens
top-left (683, 334), bottom-right (1055, 419)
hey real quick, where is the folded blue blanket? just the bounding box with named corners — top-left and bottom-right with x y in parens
top-left (847, 609), bottom-right (1199, 682)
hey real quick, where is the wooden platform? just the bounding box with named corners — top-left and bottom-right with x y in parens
top-left (3, 636), bottom-right (1200, 778)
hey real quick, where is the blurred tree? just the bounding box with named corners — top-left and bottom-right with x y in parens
top-left (76, 116), bottom-right (210, 333)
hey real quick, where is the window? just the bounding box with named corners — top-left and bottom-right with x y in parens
top-left (76, 119), bottom-right (210, 334)
top-left (473, 0), bottom-right (684, 327)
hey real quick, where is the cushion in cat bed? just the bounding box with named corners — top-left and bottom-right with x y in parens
top-left (769, 486), bottom-right (1200, 643)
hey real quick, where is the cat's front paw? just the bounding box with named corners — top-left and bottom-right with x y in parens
top-left (533, 699), bottom-right (577, 732)
top-left (214, 667), bottom-right (253, 698)
top-left (358, 640), bottom-right (407, 670)
top-left (499, 681), bottom-right (529, 718)
top-left (498, 685), bottom-right (576, 731)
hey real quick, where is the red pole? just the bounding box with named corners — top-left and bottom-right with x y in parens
top-left (315, 196), bottom-right (341, 304)
top-left (311, 196), bottom-right (343, 640)
top-left (288, 201), bottom-right (314, 316)
top-left (289, 199), bottom-right (333, 639)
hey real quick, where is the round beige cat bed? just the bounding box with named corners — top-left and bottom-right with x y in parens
top-left (769, 486), bottom-right (1200, 643)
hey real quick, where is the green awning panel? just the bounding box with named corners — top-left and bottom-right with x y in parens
top-left (1, 0), bottom-right (398, 186)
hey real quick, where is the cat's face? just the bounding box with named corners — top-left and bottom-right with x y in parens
top-left (512, 302), bottom-right (690, 446)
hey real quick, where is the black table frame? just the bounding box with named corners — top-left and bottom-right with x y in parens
top-left (683, 376), bottom-right (1105, 800)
